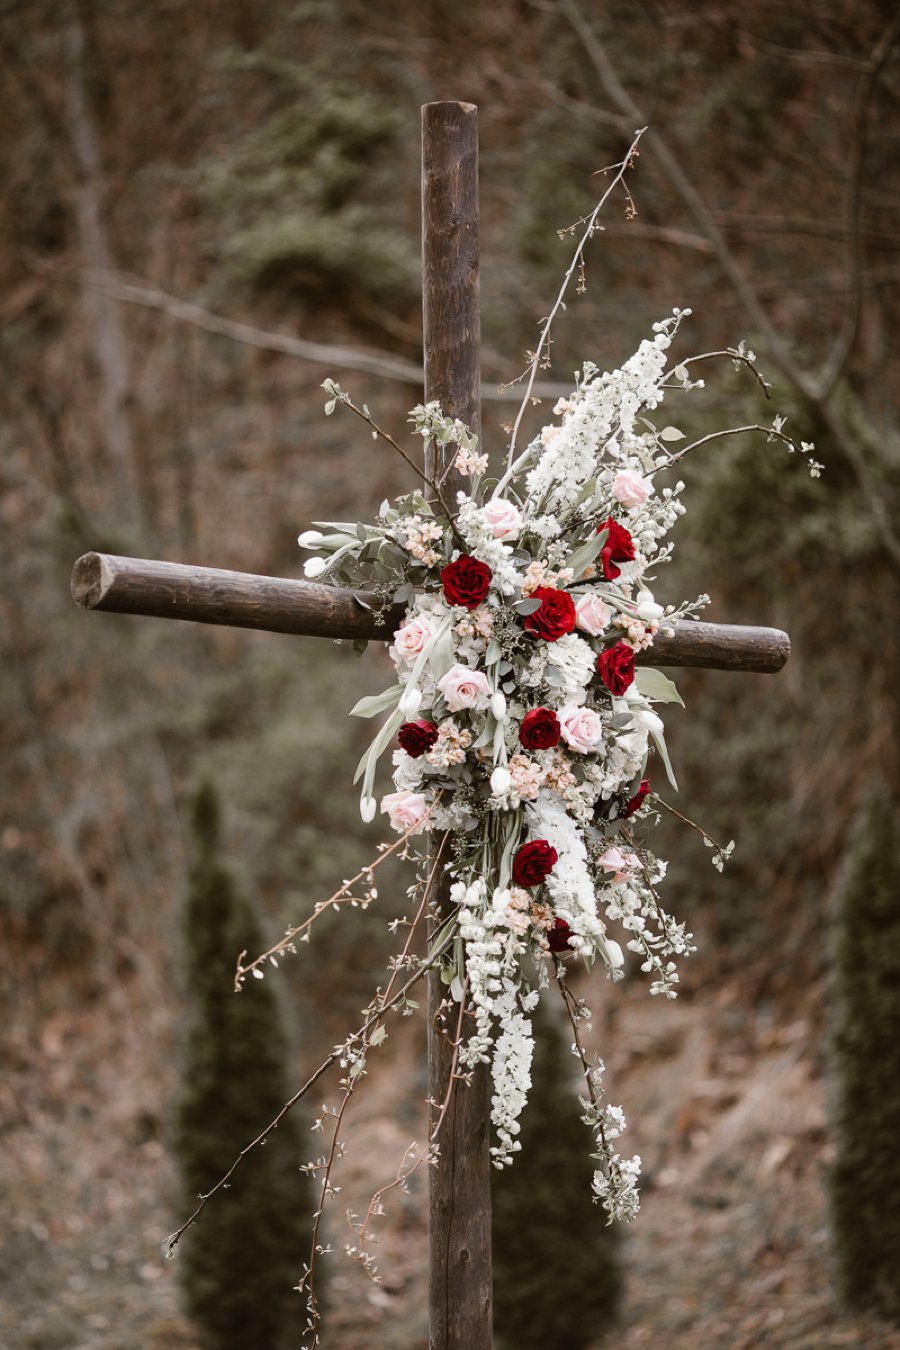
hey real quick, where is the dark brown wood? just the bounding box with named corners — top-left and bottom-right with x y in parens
top-left (71, 552), bottom-right (791, 673)
top-left (70, 551), bottom-right (407, 640)
top-left (422, 100), bottom-right (492, 1350)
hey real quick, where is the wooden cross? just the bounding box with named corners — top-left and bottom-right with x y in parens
top-left (70, 102), bottom-right (790, 1349)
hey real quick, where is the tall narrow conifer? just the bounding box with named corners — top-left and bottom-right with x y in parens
top-left (828, 784), bottom-right (900, 1326)
top-left (174, 783), bottom-right (310, 1349)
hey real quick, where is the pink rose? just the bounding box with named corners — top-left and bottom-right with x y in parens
top-left (437, 663), bottom-right (493, 712)
top-left (380, 790), bottom-right (429, 834)
top-left (392, 614), bottom-right (436, 666)
top-left (482, 498), bottom-right (522, 540)
top-left (574, 593), bottom-right (612, 637)
top-left (612, 470), bottom-right (652, 508)
top-left (597, 846), bottom-right (637, 884)
top-left (558, 703), bottom-right (605, 754)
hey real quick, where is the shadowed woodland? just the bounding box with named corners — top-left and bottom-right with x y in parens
top-left (2, 1), bottom-right (900, 1346)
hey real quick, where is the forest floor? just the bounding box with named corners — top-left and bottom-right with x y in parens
top-left (3, 953), bottom-right (900, 1350)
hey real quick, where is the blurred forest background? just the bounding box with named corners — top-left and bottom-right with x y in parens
top-left (2, 0), bottom-right (899, 1346)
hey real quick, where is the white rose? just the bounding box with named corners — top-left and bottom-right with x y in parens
top-left (483, 498), bottom-right (522, 540)
top-left (297, 529), bottom-right (324, 548)
top-left (574, 593), bottom-right (612, 636)
top-left (303, 557), bottom-right (328, 578)
top-left (380, 790), bottom-right (429, 834)
top-left (597, 846), bottom-right (637, 884)
top-left (612, 470), bottom-right (653, 508)
top-left (558, 702), bottom-right (605, 754)
top-left (437, 663), bottom-right (493, 712)
top-left (392, 614), bottom-right (436, 667)
top-left (490, 766), bottom-right (512, 795)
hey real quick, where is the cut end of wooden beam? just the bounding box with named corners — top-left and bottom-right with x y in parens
top-left (71, 552), bottom-right (114, 609)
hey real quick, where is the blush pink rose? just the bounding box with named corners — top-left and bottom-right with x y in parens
top-left (597, 846), bottom-right (637, 884)
top-left (558, 703), bottom-right (605, 754)
top-left (437, 663), bottom-right (493, 712)
top-left (392, 614), bottom-right (436, 666)
top-left (611, 470), bottom-right (652, 508)
top-left (380, 790), bottom-right (429, 834)
top-left (482, 498), bottom-right (522, 540)
top-left (574, 593), bottom-right (612, 637)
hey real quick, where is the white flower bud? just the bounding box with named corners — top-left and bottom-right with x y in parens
top-left (297, 529), bottom-right (324, 548)
top-left (490, 766), bottom-right (512, 795)
top-left (398, 687), bottom-right (422, 717)
top-left (604, 939), bottom-right (625, 969)
top-left (359, 796), bottom-right (377, 823)
top-left (303, 556), bottom-right (327, 578)
top-left (490, 691), bottom-right (507, 720)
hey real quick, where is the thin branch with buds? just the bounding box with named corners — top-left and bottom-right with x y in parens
top-left (327, 387), bottom-right (466, 548)
top-left (163, 895), bottom-right (461, 1267)
top-left (345, 980), bottom-right (469, 1283)
top-left (503, 125), bottom-right (647, 469)
top-left (235, 804), bottom-right (440, 987)
top-left (300, 839), bottom-right (449, 1340)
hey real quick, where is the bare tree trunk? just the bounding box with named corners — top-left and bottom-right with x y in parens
top-left (65, 2), bottom-right (141, 532)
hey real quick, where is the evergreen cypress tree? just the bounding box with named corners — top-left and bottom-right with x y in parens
top-left (828, 783), bottom-right (900, 1326)
top-left (492, 999), bottom-right (624, 1349)
top-left (174, 783), bottom-right (311, 1350)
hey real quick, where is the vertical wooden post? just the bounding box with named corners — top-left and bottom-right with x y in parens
top-left (422, 101), bottom-right (492, 1350)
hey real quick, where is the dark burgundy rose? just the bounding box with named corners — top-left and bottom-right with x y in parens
top-left (596, 517), bottom-right (636, 581)
top-left (624, 778), bottom-right (651, 818)
top-left (547, 918), bottom-right (573, 953)
top-left (398, 719), bottom-right (440, 758)
top-left (597, 641), bottom-right (635, 695)
top-left (512, 839), bottom-right (559, 888)
top-left (522, 586), bottom-right (576, 643)
top-left (519, 707), bottom-right (562, 751)
top-left (441, 555), bottom-right (492, 610)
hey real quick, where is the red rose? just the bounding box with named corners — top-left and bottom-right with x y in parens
top-left (522, 586), bottom-right (576, 643)
top-left (597, 641), bottom-right (635, 695)
top-left (512, 839), bottom-right (559, 888)
top-left (547, 918), bottom-right (573, 953)
top-left (398, 719), bottom-right (440, 758)
top-left (519, 708), bottom-right (562, 751)
top-left (441, 555), bottom-right (492, 610)
top-left (624, 778), bottom-right (651, 818)
top-left (596, 518), bottom-right (636, 581)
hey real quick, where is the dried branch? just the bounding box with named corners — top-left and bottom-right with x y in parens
top-left (235, 805), bottom-right (440, 986)
top-left (818, 9), bottom-right (900, 398)
top-left (85, 272), bottom-right (571, 401)
top-left (504, 124), bottom-right (647, 469)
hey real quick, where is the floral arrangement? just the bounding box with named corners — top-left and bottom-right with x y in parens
top-left (293, 310), bottom-right (820, 1224)
top-left (165, 139), bottom-right (821, 1343)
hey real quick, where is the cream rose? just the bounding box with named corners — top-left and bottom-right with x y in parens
top-left (482, 498), bottom-right (522, 541)
top-left (574, 593), bottom-right (612, 637)
top-left (437, 663), bottom-right (493, 713)
top-left (558, 702), bottom-right (605, 754)
top-left (392, 613), bottom-right (436, 667)
top-left (612, 469), bottom-right (653, 508)
top-left (380, 790), bottom-right (429, 834)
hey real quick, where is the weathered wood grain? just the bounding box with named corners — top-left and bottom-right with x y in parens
top-left (71, 553), bottom-right (791, 673)
top-left (422, 100), bottom-right (493, 1350)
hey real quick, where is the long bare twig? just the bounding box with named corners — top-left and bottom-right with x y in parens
top-left (504, 125), bottom-right (647, 469)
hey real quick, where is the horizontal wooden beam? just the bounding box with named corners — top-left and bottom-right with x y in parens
top-left (70, 552), bottom-right (790, 672)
